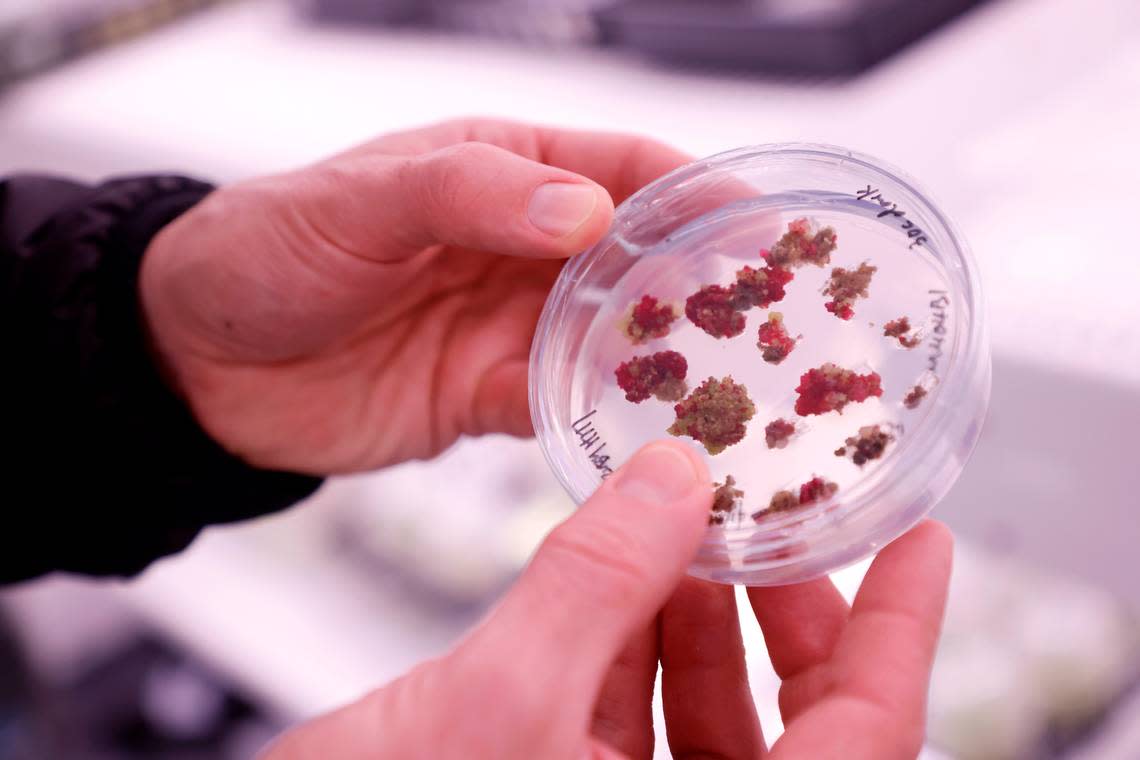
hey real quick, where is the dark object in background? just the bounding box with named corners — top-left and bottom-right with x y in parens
top-left (297, 0), bottom-right (608, 45)
top-left (0, 0), bottom-right (235, 88)
top-left (0, 629), bottom-right (280, 760)
top-left (61, 637), bottom-right (277, 759)
top-left (301, 0), bottom-right (990, 75)
top-left (596, 0), bottom-right (990, 75)
top-left (294, 0), bottom-right (429, 25)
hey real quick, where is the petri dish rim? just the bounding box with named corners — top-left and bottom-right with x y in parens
top-left (530, 142), bottom-right (990, 585)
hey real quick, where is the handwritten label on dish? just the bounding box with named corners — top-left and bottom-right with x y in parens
top-left (571, 410), bottom-right (615, 478)
top-left (855, 185), bottom-right (929, 249)
top-left (927, 289), bottom-right (950, 373)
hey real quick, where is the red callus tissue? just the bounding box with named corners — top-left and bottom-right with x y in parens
top-left (834, 424), bottom-right (894, 466)
top-left (904, 384), bottom-right (928, 409)
top-left (823, 262), bottom-right (877, 320)
top-left (619, 295), bottom-right (680, 344)
top-left (762, 217), bottom-right (838, 269)
top-left (757, 312), bottom-right (797, 365)
top-left (755, 475), bottom-right (838, 520)
top-left (764, 418), bottom-right (797, 449)
top-left (709, 475), bottom-right (743, 525)
top-left (668, 376), bottom-right (756, 455)
top-left (733, 264), bottom-right (794, 310)
top-left (763, 490), bottom-right (800, 515)
top-left (795, 363), bottom-right (883, 416)
top-left (798, 476), bottom-right (839, 505)
top-left (685, 285), bottom-right (746, 339)
top-left (614, 351), bottom-right (689, 403)
top-left (883, 316), bottom-right (921, 348)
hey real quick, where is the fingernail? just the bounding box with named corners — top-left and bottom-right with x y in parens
top-left (614, 443), bottom-right (701, 505)
top-left (527, 182), bottom-right (598, 237)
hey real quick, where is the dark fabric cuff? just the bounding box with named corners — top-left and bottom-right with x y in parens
top-left (3, 175), bottom-right (323, 581)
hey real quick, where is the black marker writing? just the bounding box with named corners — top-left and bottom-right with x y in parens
top-left (927, 290), bottom-right (950, 372)
top-left (855, 185), bottom-right (929, 249)
top-left (571, 410), bottom-right (615, 478)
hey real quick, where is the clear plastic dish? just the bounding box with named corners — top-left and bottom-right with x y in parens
top-left (529, 143), bottom-right (990, 585)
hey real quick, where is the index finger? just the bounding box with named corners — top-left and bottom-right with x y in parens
top-left (534, 126), bottom-right (694, 204)
top-left (347, 118), bottom-right (695, 203)
top-left (745, 578), bottom-right (849, 682)
top-left (767, 521), bottom-right (953, 760)
top-left (833, 520), bottom-right (953, 718)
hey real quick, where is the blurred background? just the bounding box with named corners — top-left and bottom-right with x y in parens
top-left (2, 1), bottom-right (1139, 758)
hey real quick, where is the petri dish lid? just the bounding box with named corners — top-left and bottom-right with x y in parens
top-left (530, 143), bottom-right (991, 585)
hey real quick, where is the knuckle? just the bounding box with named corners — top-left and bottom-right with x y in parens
top-left (432, 140), bottom-right (502, 176)
top-left (413, 141), bottom-right (493, 215)
top-left (439, 139), bottom-right (499, 163)
top-left (267, 166), bottom-right (359, 252)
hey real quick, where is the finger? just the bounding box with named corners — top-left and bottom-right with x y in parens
top-left (768, 521), bottom-right (954, 760)
top-left (591, 622), bottom-right (658, 760)
top-left (745, 577), bottom-right (849, 721)
top-left (661, 579), bottom-right (764, 760)
top-left (347, 117), bottom-right (694, 205)
top-left (832, 520), bottom-right (953, 718)
top-left (532, 126), bottom-right (774, 263)
top-left (436, 257), bottom-right (559, 441)
top-left (470, 358), bottom-right (533, 438)
top-left (262, 446), bottom-right (712, 760)
top-left (456, 440), bottom-right (712, 754)
top-left (533, 126), bottom-right (694, 204)
top-left (476, 439), bottom-right (711, 686)
top-left (308, 140), bottom-right (615, 262)
top-left (746, 579), bottom-right (849, 680)
top-left (587, 738), bottom-right (635, 760)
top-left (458, 120), bottom-right (753, 227)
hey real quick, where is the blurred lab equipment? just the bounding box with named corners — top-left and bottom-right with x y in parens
top-left (300, 0), bottom-right (991, 74)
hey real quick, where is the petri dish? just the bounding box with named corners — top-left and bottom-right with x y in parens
top-left (529, 143), bottom-right (991, 586)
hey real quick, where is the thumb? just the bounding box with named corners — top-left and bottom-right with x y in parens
top-left (306, 141), bottom-right (615, 261)
top-left (257, 440), bottom-right (711, 760)
top-left (452, 440), bottom-right (711, 752)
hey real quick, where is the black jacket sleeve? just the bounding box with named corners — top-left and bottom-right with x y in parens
top-left (1, 174), bottom-right (323, 583)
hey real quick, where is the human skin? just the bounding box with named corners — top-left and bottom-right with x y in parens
top-left (141, 119), bottom-right (691, 474)
top-left (261, 441), bottom-right (952, 760)
top-left (142, 120), bottom-right (952, 759)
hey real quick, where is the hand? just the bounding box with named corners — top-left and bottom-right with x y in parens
top-left (141, 119), bottom-right (690, 473)
top-left (262, 440), bottom-right (714, 759)
top-left (657, 520), bottom-right (953, 759)
top-left (259, 439), bottom-right (953, 760)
